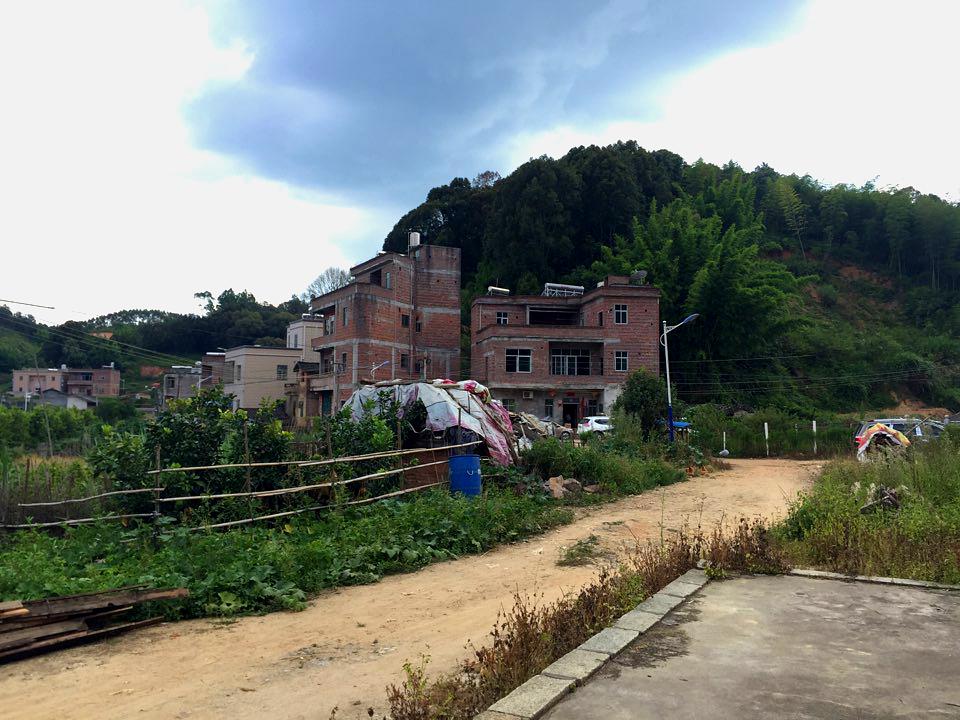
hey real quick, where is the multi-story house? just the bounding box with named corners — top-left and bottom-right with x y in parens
top-left (222, 346), bottom-right (304, 413)
top-left (294, 236), bottom-right (461, 421)
top-left (11, 368), bottom-right (66, 397)
top-left (64, 365), bottom-right (121, 397)
top-left (471, 275), bottom-right (660, 427)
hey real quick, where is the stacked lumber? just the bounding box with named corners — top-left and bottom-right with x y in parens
top-left (0, 585), bottom-right (188, 663)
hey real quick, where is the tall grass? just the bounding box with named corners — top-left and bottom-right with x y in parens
top-left (778, 428), bottom-right (960, 582)
top-left (687, 405), bottom-right (856, 458)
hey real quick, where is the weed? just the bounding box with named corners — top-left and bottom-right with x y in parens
top-left (557, 535), bottom-right (603, 566)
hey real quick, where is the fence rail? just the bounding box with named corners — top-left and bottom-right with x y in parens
top-left (4, 441), bottom-right (482, 532)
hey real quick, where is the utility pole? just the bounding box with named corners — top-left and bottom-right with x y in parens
top-left (660, 314), bottom-right (699, 442)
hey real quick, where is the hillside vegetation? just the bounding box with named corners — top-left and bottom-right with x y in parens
top-left (2, 143), bottom-right (958, 414)
top-left (383, 143), bottom-right (960, 412)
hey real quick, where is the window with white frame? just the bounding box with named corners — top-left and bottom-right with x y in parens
top-left (505, 348), bottom-right (531, 373)
top-left (615, 351), bottom-right (628, 372)
top-left (614, 304), bottom-right (628, 324)
top-left (496, 311), bottom-right (508, 325)
top-left (276, 364), bottom-right (288, 380)
top-left (544, 398), bottom-right (554, 418)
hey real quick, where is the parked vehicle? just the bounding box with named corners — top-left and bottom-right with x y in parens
top-left (854, 417), bottom-right (944, 449)
top-left (578, 415), bottom-right (613, 437)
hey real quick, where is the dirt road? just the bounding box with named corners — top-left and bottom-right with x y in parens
top-left (0, 459), bottom-right (820, 720)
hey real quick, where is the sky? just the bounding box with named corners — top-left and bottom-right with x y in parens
top-left (2, 0), bottom-right (958, 325)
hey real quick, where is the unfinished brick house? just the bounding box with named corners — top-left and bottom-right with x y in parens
top-left (292, 235), bottom-right (461, 424)
top-left (470, 276), bottom-right (660, 427)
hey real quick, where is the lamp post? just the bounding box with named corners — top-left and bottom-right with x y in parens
top-left (660, 314), bottom-right (699, 442)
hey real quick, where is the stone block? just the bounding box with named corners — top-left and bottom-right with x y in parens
top-left (578, 627), bottom-right (639, 656)
top-left (614, 608), bottom-right (662, 633)
top-left (541, 648), bottom-right (609, 683)
top-left (488, 674), bottom-right (574, 719)
top-left (634, 592), bottom-right (684, 617)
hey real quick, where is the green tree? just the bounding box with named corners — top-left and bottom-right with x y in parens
top-left (613, 369), bottom-right (667, 436)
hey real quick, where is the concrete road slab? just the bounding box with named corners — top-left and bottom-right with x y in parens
top-left (543, 574), bottom-right (960, 719)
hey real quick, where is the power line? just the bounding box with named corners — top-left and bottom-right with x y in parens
top-left (0, 298), bottom-right (56, 310)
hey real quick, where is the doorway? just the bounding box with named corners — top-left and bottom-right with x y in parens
top-left (562, 401), bottom-right (579, 428)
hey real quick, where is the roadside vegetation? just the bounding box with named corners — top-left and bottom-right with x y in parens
top-left (777, 427), bottom-right (960, 583)
top-left (384, 518), bottom-right (785, 720)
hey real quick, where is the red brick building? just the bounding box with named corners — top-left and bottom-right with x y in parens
top-left (296, 237), bottom-right (461, 421)
top-left (471, 276), bottom-right (660, 427)
top-left (64, 365), bottom-right (121, 397)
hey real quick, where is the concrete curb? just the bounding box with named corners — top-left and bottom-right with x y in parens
top-left (789, 568), bottom-right (960, 591)
top-left (476, 568), bottom-right (709, 719)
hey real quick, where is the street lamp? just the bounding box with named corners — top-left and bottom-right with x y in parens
top-left (661, 313), bottom-right (699, 442)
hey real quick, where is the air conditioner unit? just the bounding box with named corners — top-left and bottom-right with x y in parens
top-left (522, 390), bottom-right (534, 400)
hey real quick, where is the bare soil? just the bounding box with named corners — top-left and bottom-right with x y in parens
top-left (0, 459), bottom-right (820, 720)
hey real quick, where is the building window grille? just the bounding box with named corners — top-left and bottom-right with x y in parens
top-left (276, 365), bottom-right (288, 380)
top-left (614, 304), bottom-right (628, 324)
top-left (505, 348), bottom-right (531, 373)
top-left (501, 398), bottom-right (516, 412)
top-left (544, 398), bottom-right (554, 418)
top-left (615, 351), bottom-right (628, 372)
top-left (496, 311), bottom-right (508, 326)
top-left (550, 346), bottom-right (591, 376)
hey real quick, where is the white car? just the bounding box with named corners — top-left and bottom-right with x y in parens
top-left (578, 416), bottom-right (613, 437)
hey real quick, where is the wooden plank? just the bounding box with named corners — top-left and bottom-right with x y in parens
top-left (0, 605), bottom-right (132, 632)
top-left (20, 588), bottom-right (187, 618)
top-left (0, 620), bottom-right (86, 651)
top-left (0, 608), bottom-right (28, 620)
top-left (0, 601), bottom-right (24, 613)
top-left (0, 617), bottom-right (163, 664)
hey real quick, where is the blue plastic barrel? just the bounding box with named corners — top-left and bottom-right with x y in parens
top-left (449, 454), bottom-right (482, 496)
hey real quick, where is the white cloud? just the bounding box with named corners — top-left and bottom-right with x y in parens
top-left (0, 1), bottom-right (377, 324)
top-left (507, 0), bottom-right (960, 199)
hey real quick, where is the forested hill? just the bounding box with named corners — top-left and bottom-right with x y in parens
top-left (384, 142), bottom-right (960, 413)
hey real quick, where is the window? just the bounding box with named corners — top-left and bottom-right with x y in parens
top-left (276, 364), bottom-right (288, 380)
top-left (342, 307), bottom-right (349, 327)
top-left (166, 377), bottom-right (175, 389)
top-left (598, 311), bottom-right (604, 327)
top-left (496, 311), bottom-right (508, 326)
top-left (401, 313), bottom-right (410, 328)
top-left (505, 348), bottom-right (531, 373)
top-left (550, 346), bottom-right (591, 376)
top-left (415, 317), bottom-right (422, 332)
top-left (614, 304), bottom-right (628, 324)
top-left (340, 352), bottom-right (347, 372)
top-left (544, 398), bottom-right (554, 418)
top-left (400, 353), bottom-right (410, 369)
top-left (615, 351), bottom-right (628, 372)
top-left (385, 271), bottom-right (392, 290)
top-left (415, 359), bottom-right (425, 376)
top-left (587, 399), bottom-right (599, 416)
top-left (501, 398), bottom-right (516, 412)
top-left (236, 364), bottom-right (242, 381)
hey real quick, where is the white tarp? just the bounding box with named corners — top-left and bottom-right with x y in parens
top-left (346, 380), bottom-right (516, 465)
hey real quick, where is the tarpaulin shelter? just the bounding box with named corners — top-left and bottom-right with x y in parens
top-left (346, 379), bottom-right (517, 465)
top-left (856, 423), bottom-right (911, 462)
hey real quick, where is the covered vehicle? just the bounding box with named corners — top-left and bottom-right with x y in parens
top-left (854, 417), bottom-right (944, 448)
top-left (346, 379), bottom-right (517, 465)
top-left (856, 422), bottom-right (911, 462)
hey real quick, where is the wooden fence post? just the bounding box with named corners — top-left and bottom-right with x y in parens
top-left (764, 422), bottom-right (770, 458)
top-left (812, 419), bottom-right (818, 456)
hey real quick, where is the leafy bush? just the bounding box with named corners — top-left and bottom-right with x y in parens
top-left (0, 488), bottom-right (573, 618)
top-left (523, 438), bottom-right (682, 497)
